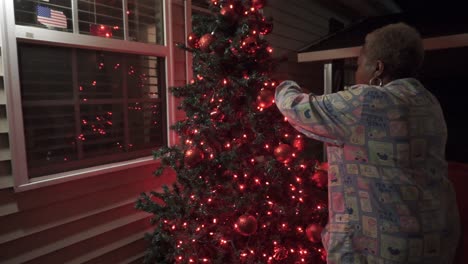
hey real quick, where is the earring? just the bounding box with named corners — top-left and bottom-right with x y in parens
top-left (369, 77), bottom-right (383, 86)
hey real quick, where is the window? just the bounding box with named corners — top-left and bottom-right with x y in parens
top-left (14, 0), bottom-right (164, 44)
top-left (19, 43), bottom-right (166, 178)
top-left (0, 0), bottom-right (171, 189)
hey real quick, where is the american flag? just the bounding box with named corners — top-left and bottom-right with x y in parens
top-left (36, 5), bottom-right (67, 29)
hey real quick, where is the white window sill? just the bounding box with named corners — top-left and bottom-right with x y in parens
top-left (14, 156), bottom-right (160, 192)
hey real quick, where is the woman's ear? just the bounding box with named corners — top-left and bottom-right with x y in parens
top-left (374, 60), bottom-right (385, 77)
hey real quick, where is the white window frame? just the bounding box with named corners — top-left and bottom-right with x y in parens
top-left (0, 0), bottom-right (175, 191)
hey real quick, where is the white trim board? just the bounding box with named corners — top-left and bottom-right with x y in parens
top-left (298, 33), bottom-right (468, 62)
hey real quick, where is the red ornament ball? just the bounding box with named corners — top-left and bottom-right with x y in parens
top-left (203, 146), bottom-right (216, 160)
top-left (184, 147), bottom-right (204, 168)
top-left (273, 246), bottom-right (288, 260)
top-left (199, 33), bottom-right (215, 52)
top-left (210, 108), bottom-right (225, 122)
top-left (242, 36), bottom-right (257, 45)
top-left (274, 144), bottom-right (294, 163)
top-left (316, 161), bottom-right (329, 171)
top-left (251, 0), bottom-right (266, 9)
top-left (187, 32), bottom-right (199, 48)
top-left (219, 6), bottom-right (231, 16)
top-left (320, 249), bottom-right (327, 262)
top-left (260, 21), bottom-right (273, 35)
top-left (292, 136), bottom-right (305, 151)
top-left (230, 47), bottom-right (240, 56)
top-left (311, 170), bottom-right (328, 188)
top-left (306, 223), bottom-right (323, 243)
top-left (220, 5), bottom-right (239, 22)
top-left (256, 89), bottom-right (274, 108)
top-left (241, 35), bottom-right (258, 53)
top-left (236, 214), bottom-right (258, 236)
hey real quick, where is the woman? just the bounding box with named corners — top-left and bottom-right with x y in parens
top-left (275, 23), bottom-right (460, 263)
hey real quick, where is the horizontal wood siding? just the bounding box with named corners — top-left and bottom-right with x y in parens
top-left (0, 163), bottom-right (176, 263)
top-left (264, 0), bottom-right (350, 89)
top-left (264, 0), bottom-right (348, 57)
top-left (0, 34), bottom-right (13, 189)
top-left (0, 2), bottom-right (185, 263)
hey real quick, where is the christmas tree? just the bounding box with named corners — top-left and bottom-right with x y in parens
top-left (136, 0), bottom-right (328, 263)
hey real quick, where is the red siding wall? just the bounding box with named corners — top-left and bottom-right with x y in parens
top-left (0, 2), bottom-right (186, 263)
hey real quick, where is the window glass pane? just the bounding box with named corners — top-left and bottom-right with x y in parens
top-left (18, 44), bottom-right (73, 100)
top-left (78, 0), bottom-right (124, 39)
top-left (128, 102), bottom-right (165, 150)
top-left (81, 103), bottom-right (124, 157)
top-left (127, 56), bottom-right (164, 99)
top-left (17, 43), bottom-right (166, 178)
top-left (23, 105), bottom-right (77, 166)
top-left (77, 50), bottom-right (123, 99)
top-left (14, 0), bottom-right (72, 32)
top-left (127, 0), bottom-right (164, 44)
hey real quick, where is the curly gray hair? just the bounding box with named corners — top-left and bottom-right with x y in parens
top-left (364, 23), bottom-right (424, 79)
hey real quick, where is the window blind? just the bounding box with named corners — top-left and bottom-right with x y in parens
top-left (18, 42), bottom-right (166, 178)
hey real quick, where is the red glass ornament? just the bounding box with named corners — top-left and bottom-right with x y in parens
top-left (321, 249), bottom-right (327, 262)
top-left (251, 0), bottom-right (266, 9)
top-left (292, 137), bottom-right (305, 151)
top-left (184, 147), bottom-right (204, 168)
top-left (316, 161), bottom-right (329, 171)
top-left (274, 144), bottom-right (294, 163)
top-left (236, 214), bottom-right (258, 236)
top-left (241, 35), bottom-right (258, 53)
top-left (230, 47), bottom-right (240, 56)
top-left (187, 32), bottom-right (199, 48)
top-left (260, 21), bottom-right (273, 35)
top-left (203, 146), bottom-right (216, 160)
top-left (210, 108), bottom-right (225, 122)
top-left (311, 170), bottom-right (328, 188)
top-left (273, 246), bottom-right (288, 260)
top-left (220, 5), bottom-right (239, 22)
top-left (199, 33), bottom-right (215, 52)
top-left (256, 89), bottom-right (274, 108)
top-left (219, 6), bottom-right (230, 16)
top-left (305, 223), bottom-right (323, 243)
